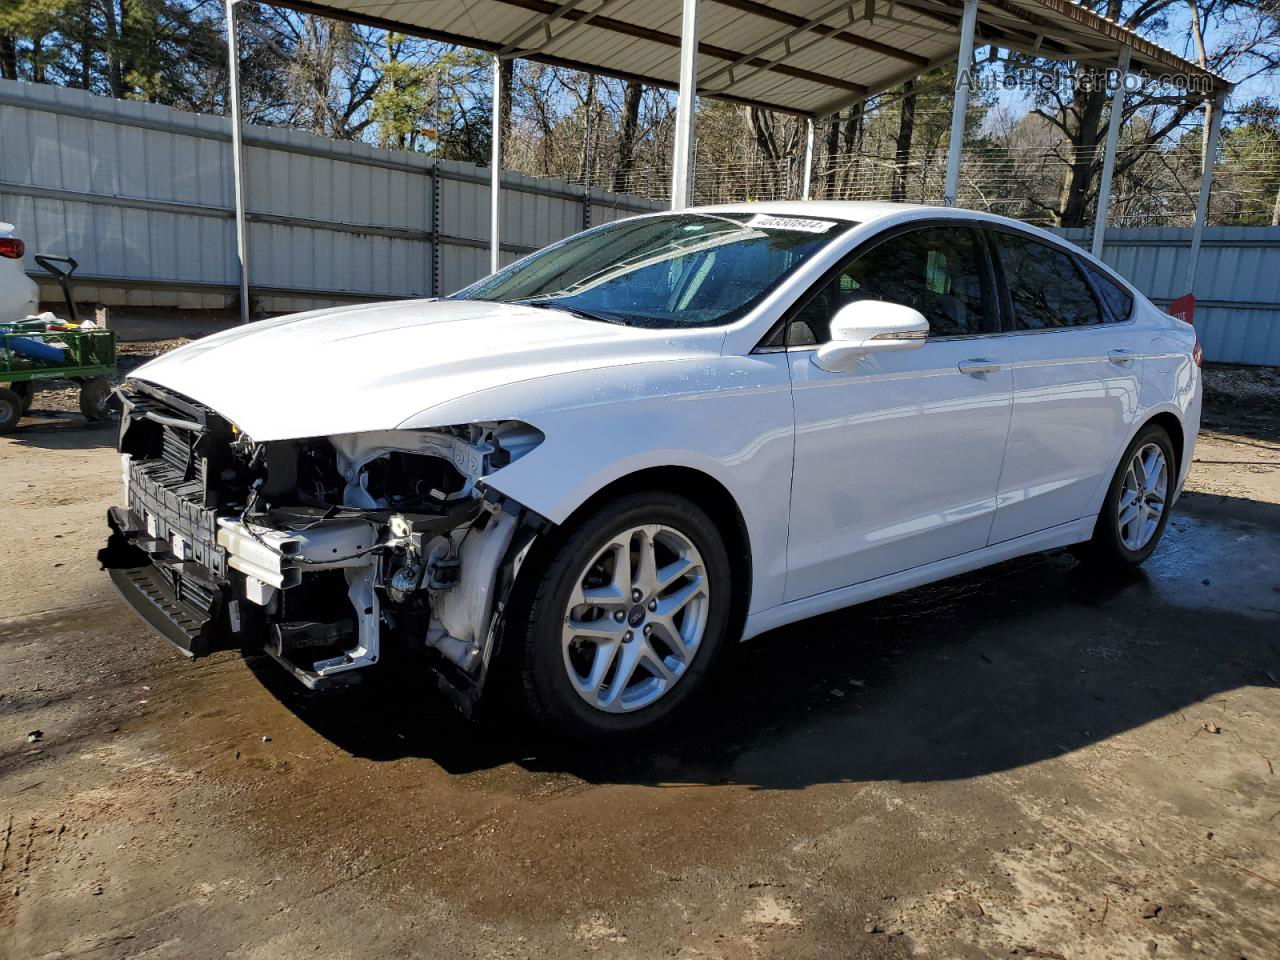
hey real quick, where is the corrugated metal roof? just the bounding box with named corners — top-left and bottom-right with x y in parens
top-left (274, 0), bottom-right (1231, 116)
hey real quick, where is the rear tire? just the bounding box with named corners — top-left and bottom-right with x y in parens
top-left (0, 387), bottom-right (21, 433)
top-left (517, 492), bottom-right (733, 739)
top-left (1073, 422), bottom-right (1177, 569)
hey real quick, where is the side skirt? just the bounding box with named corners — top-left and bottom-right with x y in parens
top-left (741, 516), bottom-right (1095, 641)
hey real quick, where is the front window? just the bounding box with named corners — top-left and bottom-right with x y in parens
top-left (453, 212), bottom-right (852, 329)
top-left (789, 226), bottom-right (995, 345)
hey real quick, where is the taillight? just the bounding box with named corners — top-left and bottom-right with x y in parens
top-left (0, 237), bottom-right (24, 259)
top-left (1192, 335), bottom-right (1203, 368)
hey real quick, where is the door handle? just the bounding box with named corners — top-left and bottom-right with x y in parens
top-left (958, 358), bottom-right (1002, 376)
top-left (1108, 348), bottom-right (1136, 364)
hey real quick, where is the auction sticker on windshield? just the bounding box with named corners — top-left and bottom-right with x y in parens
top-left (746, 214), bottom-right (838, 233)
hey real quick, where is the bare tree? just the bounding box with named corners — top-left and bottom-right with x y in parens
top-left (891, 79), bottom-right (917, 203)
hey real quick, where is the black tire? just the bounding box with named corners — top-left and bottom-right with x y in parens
top-left (79, 378), bottom-right (117, 422)
top-left (517, 492), bottom-right (734, 739)
top-left (1073, 422), bottom-right (1177, 569)
top-left (8, 381), bottom-right (35, 414)
top-left (0, 387), bottom-right (21, 433)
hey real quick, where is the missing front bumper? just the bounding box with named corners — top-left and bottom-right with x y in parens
top-left (100, 505), bottom-right (235, 658)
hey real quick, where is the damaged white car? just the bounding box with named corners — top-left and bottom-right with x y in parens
top-left (102, 202), bottom-right (1200, 737)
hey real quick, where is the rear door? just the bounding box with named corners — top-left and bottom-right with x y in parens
top-left (985, 228), bottom-right (1147, 544)
top-left (783, 223), bottom-right (1013, 600)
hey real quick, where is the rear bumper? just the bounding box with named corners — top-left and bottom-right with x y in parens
top-left (100, 505), bottom-right (234, 658)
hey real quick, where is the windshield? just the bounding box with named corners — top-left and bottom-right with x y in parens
top-left (451, 212), bottom-right (853, 329)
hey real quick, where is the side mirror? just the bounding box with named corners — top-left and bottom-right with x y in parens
top-left (813, 300), bottom-right (929, 373)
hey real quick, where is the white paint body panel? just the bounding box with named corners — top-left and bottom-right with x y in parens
top-left (131, 202), bottom-right (1201, 641)
top-left (987, 323), bottom-right (1148, 544)
top-left (785, 339), bottom-right (1012, 600)
top-left (0, 222), bottom-right (39, 322)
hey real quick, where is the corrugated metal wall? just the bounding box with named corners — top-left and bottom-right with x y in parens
top-left (0, 80), bottom-right (662, 313)
top-left (1055, 226), bottom-right (1280, 366)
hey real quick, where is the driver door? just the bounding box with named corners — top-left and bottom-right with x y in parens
top-left (783, 224), bottom-right (1014, 601)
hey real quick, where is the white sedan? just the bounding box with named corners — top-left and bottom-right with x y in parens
top-left (101, 202), bottom-right (1200, 738)
top-left (0, 221), bottom-right (39, 321)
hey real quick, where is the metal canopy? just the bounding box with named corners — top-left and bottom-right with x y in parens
top-left (274, 0), bottom-right (1230, 117)
top-left (222, 0), bottom-right (1233, 322)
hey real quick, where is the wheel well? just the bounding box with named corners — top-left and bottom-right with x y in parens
top-left (1145, 412), bottom-right (1184, 477)
top-left (487, 466), bottom-right (754, 697)
top-left (558, 467), bottom-right (752, 638)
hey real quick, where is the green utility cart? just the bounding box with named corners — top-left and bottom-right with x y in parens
top-left (0, 255), bottom-right (117, 433)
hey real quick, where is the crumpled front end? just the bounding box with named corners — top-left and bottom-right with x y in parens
top-left (100, 379), bottom-right (547, 710)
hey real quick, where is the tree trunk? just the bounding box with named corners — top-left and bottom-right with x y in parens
top-left (578, 74), bottom-right (596, 185)
top-left (842, 102), bottom-right (863, 196)
top-left (1056, 87), bottom-right (1107, 227)
top-left (104, 0), bottom-right (124, 97)
top-left (612, 79), bottom-right (642, 193)
top-left (0, 35), bottom-right (17, 80)
top-left (824, 118), bottom-right (840, 196)
top-left (81, 0), bottom-right (94, 89)
top-left (499, 57), bottom-right (513, 164)
top-left (118, 0), bottom-right (138, 97)
top-left (892, 80), bottom-right (917, 202)
top-left (1185, 0), bottom-right (1213, 160)
top-left (31, 34), bottom-right (45, 83)
top-left (1272, 182), bottom-right (1280, 227)
top-left (749, 108), bottom-right (780, 167)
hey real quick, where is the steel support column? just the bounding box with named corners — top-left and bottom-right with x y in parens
top-left (1185, 90), bottom-right (1225, 294)
top-left (942, 0), bottom-right (978, 207)
top-left (670, 0), bottom-right (701, 209)
top-left (490, 53), bottom-right (502, 274)
top-left (802, 117), bottom-right (815, 200)
top-left (1091, 45), bottom-right (1131, 258)
top-left (224, 0), bottom-right (250, 322)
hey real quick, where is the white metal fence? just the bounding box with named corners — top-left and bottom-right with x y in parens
top-left (0, 79), bottom-right (662, 313)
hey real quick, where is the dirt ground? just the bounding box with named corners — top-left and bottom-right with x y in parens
top-left (2, 367), bottom-right (1278, 960)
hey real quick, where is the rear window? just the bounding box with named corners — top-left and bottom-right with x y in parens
top-left (1083, 263), bottom-right (1134, 322)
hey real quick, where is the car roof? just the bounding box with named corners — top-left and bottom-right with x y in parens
top-left (690, 200), bottom-right (1073, 244)
top-left (692, 200), bottom-right (933, 222)
top-left (687, 200), bottom-right (1116, 269)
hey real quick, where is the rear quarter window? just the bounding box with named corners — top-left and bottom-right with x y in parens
top-left (1083, 263), bottom-right (1135, 322)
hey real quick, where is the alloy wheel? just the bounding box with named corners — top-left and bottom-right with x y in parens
top-left (1117, 442), bottom-right (1168, 551)
top-left (561, 523), bottom-right (709, 713)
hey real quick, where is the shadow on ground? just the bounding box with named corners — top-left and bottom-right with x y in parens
top-left (2, 410), bottom-right (118, 450)
top-left (242, 489), bottom-right (1280, 791)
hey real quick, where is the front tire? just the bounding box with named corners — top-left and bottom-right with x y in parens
top-left (1074, 423), bottom-right (1176, 568)
top-left (517, 492), bottom-right (734, 739)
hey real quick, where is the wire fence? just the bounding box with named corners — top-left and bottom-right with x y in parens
top-left (507, 131), bottom-right (1280, 229)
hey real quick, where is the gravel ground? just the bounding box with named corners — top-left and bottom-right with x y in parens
top-left (1202, 363), bottom-right (1280, 411)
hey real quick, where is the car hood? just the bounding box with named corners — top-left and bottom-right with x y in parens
top-left (132, 299), bottom-right (722, 440)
